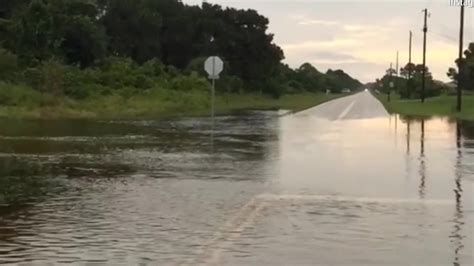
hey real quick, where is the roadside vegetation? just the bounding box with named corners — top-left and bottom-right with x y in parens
top-left (376, 92), bottom-right (474, 120)
top-left (372, 42), bottom-right (474, 120)
top-left (0, 81), bottom-right (343, 119)
top-left (0, 0), bottom-right (361, 119)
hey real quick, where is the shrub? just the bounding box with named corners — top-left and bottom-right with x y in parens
top-left (98, 57), bottom-right (138, 88)
top-left (170, 73), bottom-right (210, 92)
top-left (185, 57), bottom-right (207, 76)
top-left (0, 48), bottom-right (18, 82)
top-left (0, 82), bottom-right (41, 107)
top-left (23, 67), bottom-right (43, 90)
top-left (216, 75), bottom-right (243, 93)
top-left (41, 59), bottom-right (66, 96)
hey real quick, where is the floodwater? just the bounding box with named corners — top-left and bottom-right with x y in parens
top-left (0, 108), bottom-right (473, 265)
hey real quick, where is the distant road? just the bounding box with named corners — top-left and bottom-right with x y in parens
top-left (297, 90), bottom-right (389, 120)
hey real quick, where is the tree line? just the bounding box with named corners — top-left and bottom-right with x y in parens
top-left (376, 42), bottom-right (474, 99)
top-left (0, 0), bottom-right (361, 103)
top-left (376, 63), bottom-right (444, 99)
top-left (448, 43), bottom-right (474, 90)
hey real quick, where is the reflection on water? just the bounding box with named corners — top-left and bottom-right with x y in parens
top-left (260, 113), bottom-right (474, 265)
top-left (452, 121), bottom-right (466, 266)
top-left (0, 113), bottom-right (281, 264)
top-left (0, 113), bottom-right (473, 264)
top-left (419, 120), bottom-right (426, 199)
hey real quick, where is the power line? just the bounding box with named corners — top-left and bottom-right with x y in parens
top-left (430, 31), bottom-right (457, 43)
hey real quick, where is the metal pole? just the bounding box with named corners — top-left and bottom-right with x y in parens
top-left (396, 50), bottom-right (399, 77)
top-left (396, 50), bottom-right (399, 95)
top-left (211, 78), bottom-right (215, 151)
top-left (422, 8), bottom-right (428, 103)
top-left (211, 78), bottom-right (215, 121)
top-left (408, 31), bottom-right (412, 98)
top-left (388, 62), bottom-right (393, 102)
top-left (457, 4), bottom-right (465, 112)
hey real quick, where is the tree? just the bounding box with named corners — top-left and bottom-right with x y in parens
top-left (293, 63), bottom-right (326, 92)
top-left (326, 69), bottom-right (361, 92)
top-left (386, 66), bottom-right (396, 77)
top-left (101, 0), bottom-right (163, 64)
top-left (0, 47), bottom-right (18, 81)
top-left (391, 63), bottom-right (439, 98)
top-left (0, 0), bottom-right (362, 98)
top-left (0, 0), bottom-right (30, 19)
top-left (5, 0), bottom-right (106, 67)
top-left (216, 6), bottom-right (284, 87)
top-left (55, 0), bottom-right (107, 67)
top-left (448, 42), bottom-right (474, 91)
top-left (400, 62), bottom-right (415, 79)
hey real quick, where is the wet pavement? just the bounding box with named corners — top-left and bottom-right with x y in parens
top-left (0, 92), bottom-right (473, 265)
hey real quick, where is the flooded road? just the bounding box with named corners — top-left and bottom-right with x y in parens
top-left (0, 92), bottom-right (473, 265)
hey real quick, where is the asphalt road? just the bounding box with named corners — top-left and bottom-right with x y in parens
top-left (298, 90), bottom-right (389, 120)
top-left (0, 91), bottom-right (472, 265)
top-left (216, 90), bottom-right (474, 265)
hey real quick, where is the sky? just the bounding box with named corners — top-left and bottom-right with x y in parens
top-left (183, 0), bottom-right (474, 83)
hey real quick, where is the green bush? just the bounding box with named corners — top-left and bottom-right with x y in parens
top-left (0, 48), bottom-right (18, 82)
top-left (23, 67), bottom-right (43, 90)
top-left (41, 59), bottom-right (66, 96)
top-left (170, 73), bottom-right (210, 92)
top-left (0, 82), bottom-right (41, 107)
top-left (185, 57), bottom-right (208, 77)
top-left (98, 57), bottom-right (138, 88)
top-left (141, 59), bottom-right (167, 80)
top-left (216, 75), bottom-right (243, 93)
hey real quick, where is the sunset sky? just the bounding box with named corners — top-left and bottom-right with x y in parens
top-left (183, 0), bottom-right (474, 83)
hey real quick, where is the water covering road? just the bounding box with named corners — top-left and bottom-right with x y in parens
top-left (0, 91), bottom-right (473, 265)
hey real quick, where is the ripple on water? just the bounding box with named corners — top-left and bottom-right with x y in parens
top-left (0, 114), bottom-right (473, 264)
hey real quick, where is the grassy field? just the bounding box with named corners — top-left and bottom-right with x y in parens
top-left (0, 88), bottom-right (343, 119)
top-left (377, 92), bottom-right (474, 120)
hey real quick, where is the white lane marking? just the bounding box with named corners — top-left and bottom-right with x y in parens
top-left (295, 93), bottom-right (358, 116)
top-left (181, 197), bottom-right (268, 266)
top-left (177, 192), bottom-right (455, 266)
top-left (256, 194), bottom-right (455, 205)
top-left (204, 200), bottom-right (268, 266)
top-left (337, 100), bottom-right (356, 120)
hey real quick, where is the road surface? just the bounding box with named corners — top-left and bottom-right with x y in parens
top-left (298, 90), bottom-right (389, 120)
top-left (0, 91), bottom-right (472, 265)
top-left (215, 91), bottom-right (474, 265)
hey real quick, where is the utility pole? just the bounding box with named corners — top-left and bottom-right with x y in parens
top-left (407, 31), bottom-right (413, 98)
top-left (388, 62), bottom-right (393, 102)
top-left (457, 4), bottom-right (465, 112)
top-left (422, 8), bottom-right (428, 103)
top-left (396, 50), bottom-right (399, 94)
top-left (396, 51), bottom-right (399, 77)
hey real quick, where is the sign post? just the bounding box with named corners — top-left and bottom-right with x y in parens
top-left (204, 56), bottom-right (224, 120)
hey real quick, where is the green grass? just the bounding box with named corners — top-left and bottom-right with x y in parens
top-left (377, 92), bottom-right (474, 120)
top-left (0, 84), bottom-right (344, 119)
top-left (214, 93), bottom-right (343, 115)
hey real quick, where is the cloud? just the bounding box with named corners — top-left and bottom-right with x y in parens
top-left (311, 51), bottom-right (358, 60)
top-left (184, 0), bottom-right (460, 82)
top-left (282, 39), bottom-right (364, 52)
top-left (298, 19), bottom-right (340, 26)
top-left (307, 51), bottom-right (360, 64)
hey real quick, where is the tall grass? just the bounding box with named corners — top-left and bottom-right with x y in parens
top-left (0, 82), bottom-right (343, 119)
top-left (378, 93), bottom-right (474, 120)
top-left (0, 82), bottom-right (42, 107)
